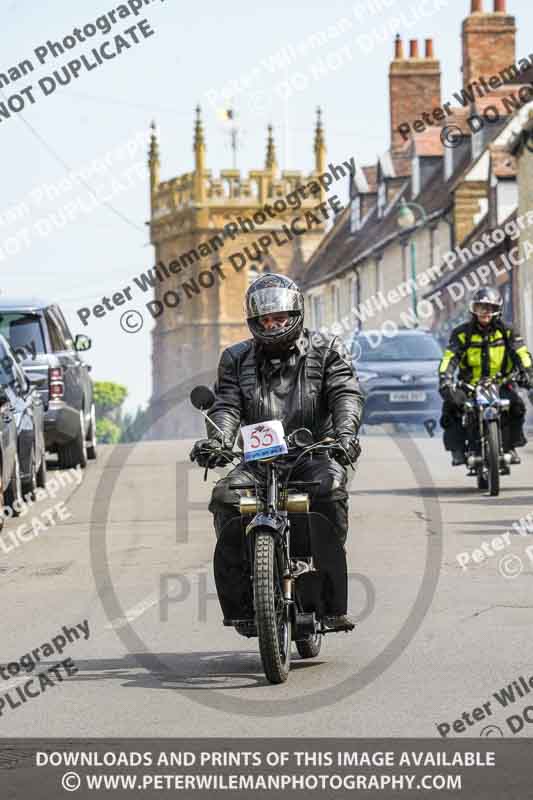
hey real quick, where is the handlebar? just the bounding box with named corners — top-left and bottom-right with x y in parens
top-left (193, 435), bottom-right (353, 479)
top-left (456, 370), bottom-right (522, 394)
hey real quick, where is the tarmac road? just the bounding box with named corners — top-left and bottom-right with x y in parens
top-left (1, 434), bottom-right (532, 738)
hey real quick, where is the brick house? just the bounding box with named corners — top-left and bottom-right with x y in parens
top-left (508, 106), bottom-right (533, 352)
top-left (302, 0), bottom-right (533, 350)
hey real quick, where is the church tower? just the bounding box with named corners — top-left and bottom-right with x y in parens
top-left (148, 108), bottom-right (329, 438)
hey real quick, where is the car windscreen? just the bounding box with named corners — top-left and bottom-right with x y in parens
top-left (0, 313), bottom-right (46, 358)
top-left (353, 334), bottom-right (443, 362)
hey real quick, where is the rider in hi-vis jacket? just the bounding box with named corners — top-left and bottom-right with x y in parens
top-left (438, 287), bottom-right (533, 466)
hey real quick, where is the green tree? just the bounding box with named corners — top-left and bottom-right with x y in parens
top-left (94, 381), bottom-right (128, 421)
top-left (93, 381), bottom-right (128, 442)
top-left (96, 417), bottom-right (121, 444)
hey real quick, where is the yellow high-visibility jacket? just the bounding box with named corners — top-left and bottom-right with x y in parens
top-left (439, 321), bottom-right (533, 384)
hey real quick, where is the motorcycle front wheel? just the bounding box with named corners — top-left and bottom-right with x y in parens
top-left (486, 420), bottom-right (500, 497)
top-left (254, 532), bottom-right (291, 684)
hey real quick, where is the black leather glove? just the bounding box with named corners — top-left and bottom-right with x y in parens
top-left (332, 436), bottom-right (361, 467)
top-left (438, 377), bottom-right (454, 402)
top-left (517, 371), bottom-right (533, 390)
top-left (189, 438), bottom-right (230, 468)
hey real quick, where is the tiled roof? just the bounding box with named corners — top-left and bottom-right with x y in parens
top-left (302, 148), bottom-right (464, 290)
top-left (301, 89), bottom-right (526, 292)
top-left (424, 207), bottom-right (517, 296)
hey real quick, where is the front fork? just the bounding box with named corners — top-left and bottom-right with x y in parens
top-left (247, 461), bottom-right (293, 609)
top-left (266, 462), bottom-right (293, 604)
top-left (479, 410), bottom-right (507, 466)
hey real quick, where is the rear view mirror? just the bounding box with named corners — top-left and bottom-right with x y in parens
top-left (75, 334), bottom-right (92, 352)
top-left (424, 419), bottom-right (437, 438)
top-left (190, 385), bottom-right (215, 411)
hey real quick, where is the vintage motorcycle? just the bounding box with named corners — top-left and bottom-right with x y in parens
top-left (425, 372), bottom-right (529, 497)
top-left (190, 385), bottom-right (355, 685)
top-left (455, 373), bottom-right (521, 497)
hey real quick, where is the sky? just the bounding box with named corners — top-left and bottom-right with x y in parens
top-left (0, 0), bottom-right (530, 412)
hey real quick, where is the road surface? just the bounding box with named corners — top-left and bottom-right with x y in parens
top-left (1, 434), bottom-right (532, 738)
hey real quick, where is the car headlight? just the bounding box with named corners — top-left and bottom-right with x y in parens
top-left (357, 370), bottom-right (379, 383)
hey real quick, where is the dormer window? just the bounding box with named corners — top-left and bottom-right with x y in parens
top-left (377, 181), bottom-right (386, 217)
top-left (350, 195), bottom-right (361, 233)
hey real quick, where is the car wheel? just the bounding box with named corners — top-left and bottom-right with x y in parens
top-left (86, 403), bottom-right (97, 460)
top-left (57, 410), bottom-right (88, 470)
top-left (36, 447), bottom-right (47, 489)
top-left (21, 447), bottom-right (38, 499)
top-left (4, 453), bottom-right (23, 516)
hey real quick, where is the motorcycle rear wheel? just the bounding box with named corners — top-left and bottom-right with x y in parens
top-left (476, 468), bottom-right (488, 492)
top-left (486, 420), bottom-right (500, 497)
top-left (254, 532), bottom-right (291, 684)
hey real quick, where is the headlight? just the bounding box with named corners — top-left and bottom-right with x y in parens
top-left (357, 370), bottom-right (378, 383)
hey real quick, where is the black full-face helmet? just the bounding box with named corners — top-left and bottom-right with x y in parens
top-left (245, 273), bottom-right (304, 354)
top-left (469, 286), bottom-right (503, 321)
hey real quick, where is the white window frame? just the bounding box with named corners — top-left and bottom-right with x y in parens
top-left (375, 258), bottom-right (383, 295)
top-left (350, 195), bottom-right (361, 233)
top-left (330, 283), bottom-right (341, 323)
top-left (412, 156), bottom-right (420, 197)
top-left (312, 294), bottom-right (325, 330)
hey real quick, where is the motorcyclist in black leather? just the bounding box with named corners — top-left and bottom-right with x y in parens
top-left (190, 273), bottom-right (364, 631)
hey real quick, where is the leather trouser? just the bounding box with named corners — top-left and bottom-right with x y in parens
top-left (440, 385), bottom-right (527, 452)
top-left (209, 453), bottom-right (349, 543)
top-left (208, 454), bottom-right (349, 619)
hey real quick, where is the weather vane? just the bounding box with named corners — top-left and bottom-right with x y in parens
top-left (217, 106), bottom-right (243, 169)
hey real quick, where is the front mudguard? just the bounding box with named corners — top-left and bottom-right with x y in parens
top-left (245, 512), bottom-right (285, 538)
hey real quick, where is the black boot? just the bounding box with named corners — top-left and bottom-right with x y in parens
top-left (322, 614), bottom-right (356, 632)
top-left (508, 449), bottom-right (521, 465)
top-left (451, 450), bottom-right (465, 466)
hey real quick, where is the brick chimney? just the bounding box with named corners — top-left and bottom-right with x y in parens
top-left (389, 34), bottom-right (441, 153)
top-left (462, 0), bottom-right (516, 89)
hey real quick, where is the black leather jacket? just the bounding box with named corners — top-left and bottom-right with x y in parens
top-left (206, 330), bottom-right (364, 446)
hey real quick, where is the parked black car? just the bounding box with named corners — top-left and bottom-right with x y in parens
top-left (0, 298), bottom-right (96, 469)
top-left (0, 334), bottom-right (46, 521)
top-left (350, 328), bottom-right (443, 426)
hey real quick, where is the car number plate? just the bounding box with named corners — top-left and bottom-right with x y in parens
top-left (389, 391), bottom-right (427, 403)
top-left (241, 420), bottom-right (288, 462)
